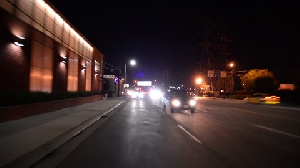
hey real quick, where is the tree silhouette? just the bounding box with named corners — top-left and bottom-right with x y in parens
top-left (241, 69), bottom-right (278, 93)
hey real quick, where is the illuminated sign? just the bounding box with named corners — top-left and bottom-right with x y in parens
top-left (137, 81), bottom-right (152, 86)
top-left (103, 75), bottom-right (115, 78)
top-left (208, 70), bottom-right (214, 77)
top-left (221, 71), bottom-right (227, 78)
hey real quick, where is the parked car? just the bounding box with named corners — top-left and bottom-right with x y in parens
top-left (244, 93), bottom-right (280, 105)
top-left (261, 95), bottom-right (281, 105)
top-left (162, 89), bottom-right (197, 113)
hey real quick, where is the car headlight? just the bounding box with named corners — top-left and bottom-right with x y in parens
top-left (189, 99), bottom-right (196, 106)
top-left (171, 99), bottom-right (181, 107)
top-left (131, 91), bottom-right (138, 98)
top-left (150, 90), bottom-right (162, 100)
top-left (138, 92), bottom-right (144, 98)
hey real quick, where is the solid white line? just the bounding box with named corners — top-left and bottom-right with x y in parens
top-left (178, 125), bottom-right (202, 144)
top-left (253, 124), bottom-right (300, 139)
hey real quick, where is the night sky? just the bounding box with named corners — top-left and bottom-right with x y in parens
top-left (48, 0), bottom-right (300, 86)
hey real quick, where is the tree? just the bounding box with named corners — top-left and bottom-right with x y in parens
top-left (216, 77), bottom-right (231, 92)
top-left (241, 69), bottom-right (278, 93)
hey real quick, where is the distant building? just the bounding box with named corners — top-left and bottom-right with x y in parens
top-left (0, 0), bottom-right (104, 105)
top-left (103, 75), bottom-right (117, 93)
top-left (278, 84), bottom-right (296, 91)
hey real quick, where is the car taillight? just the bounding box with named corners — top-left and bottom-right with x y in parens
top-left (264, 96), bottom-right (271, 100)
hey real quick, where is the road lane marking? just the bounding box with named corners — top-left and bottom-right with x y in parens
top-left (197, 108), bottom-right (208, 112)
top-left (178, 125), bottom-right (202, 144)
top-left (225, 107), bottom-right (299, 122)
top-left (253, 124), bottom-right (300, 139)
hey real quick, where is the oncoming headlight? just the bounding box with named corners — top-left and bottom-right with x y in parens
top-left (189, 99), bottom-right (196, 106)
top-left (138, 92), bottom-right (144, 98)
top-left (150, 90), bottom-right (162, 100)
top-left (171, 99), bottom-right (181, 107)
top-left (131, 91), bottom-right (138, 98)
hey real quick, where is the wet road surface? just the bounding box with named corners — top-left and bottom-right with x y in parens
top-left (34, 97), bottom-right (300, 168)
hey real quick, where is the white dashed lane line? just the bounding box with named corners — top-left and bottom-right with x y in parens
top-left (178, 125), bottom-right (202, 144)
top-left (253, 124), bottom-right (300, 139)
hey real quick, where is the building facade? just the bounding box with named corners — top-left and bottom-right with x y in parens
top-left (0, 0), bottom-right (104, 105)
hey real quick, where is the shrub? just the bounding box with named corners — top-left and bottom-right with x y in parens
top-left (1, 91), bottom-right (102, 107)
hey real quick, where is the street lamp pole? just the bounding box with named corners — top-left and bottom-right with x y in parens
top-left (117, 68), bottom-right (121, 97)
top-left (124, 63), bottom-right (127, 85)
top-left (124, 59), bottom-right (136, 94)
top-left (195, 77), bottom-right (202, 97)
top-left (229, 62), bottom-right (234, 100)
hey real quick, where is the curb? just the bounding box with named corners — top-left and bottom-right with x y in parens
top-left (3, 100), bottom-right (125, 168)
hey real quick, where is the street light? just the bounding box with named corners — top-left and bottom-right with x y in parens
top-left (195, 77), bottom-right (202, 96)
top-left (196, 77), bottom-right (202, 85)
top-left (124, 59), bottom-right (136, 86)
top-left (130, 60), bottom-right (136, 66)
top-left (228, 62), bottom-right (235, 100)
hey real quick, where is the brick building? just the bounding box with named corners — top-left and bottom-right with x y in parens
top-left (0, 0), bottom-right (104, 105)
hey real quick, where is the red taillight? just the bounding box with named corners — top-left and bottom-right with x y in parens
top-left (267, 96), bottom-right (280, 101)
top-left (264, 96), bottom-right (271, 100)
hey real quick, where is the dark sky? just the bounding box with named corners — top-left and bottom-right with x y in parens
top-left (48, 0), bottom-right (300, 85)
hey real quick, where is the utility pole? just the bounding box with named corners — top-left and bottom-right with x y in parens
top-left (194, 18), bottom-right (232, 94)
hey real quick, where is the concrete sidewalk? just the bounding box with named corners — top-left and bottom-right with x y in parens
top-left (0, 96), bottom-right (127, 168)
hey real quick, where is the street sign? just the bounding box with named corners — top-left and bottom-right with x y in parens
top-left (221, 71), bottom-right (227, 78)
top-left (103, 75), bottom-right (115, 78)
top-left (208, 70), bottom-right (214, 77)
top-left (214, 71), bottom-right (221, 78)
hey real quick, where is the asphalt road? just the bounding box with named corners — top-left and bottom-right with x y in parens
top-left (33, 97), bottom-right (300, 168)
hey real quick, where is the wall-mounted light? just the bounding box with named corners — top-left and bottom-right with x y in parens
top-left (14, 42), bottom-right (24, 47)
top-left (95, 70), bottom-right (101, 79)
top-left (81, 65), bottom-right (86, 71)
top-left (60, 56), bottom-right (67, 64)
top-left (16, 35), bottom-right (25, 40)
top-left (13, 35), bottom-right (25, 47)
top-left (95, 70), bottom-right (100, 75)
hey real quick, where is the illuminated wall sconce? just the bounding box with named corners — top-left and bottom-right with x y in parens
top-left (60, 56), bottom-right (67, 64)
top-left (95, 70), bottom-right (100, 75)
top-left (95, 70), bottom-right (101, 79)
top-left (81, 65), bottom-right (86, 71)
top-left (14, 42), bottom-right (24, 47)
top-left (13, 35), bottom-right (25, 47)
